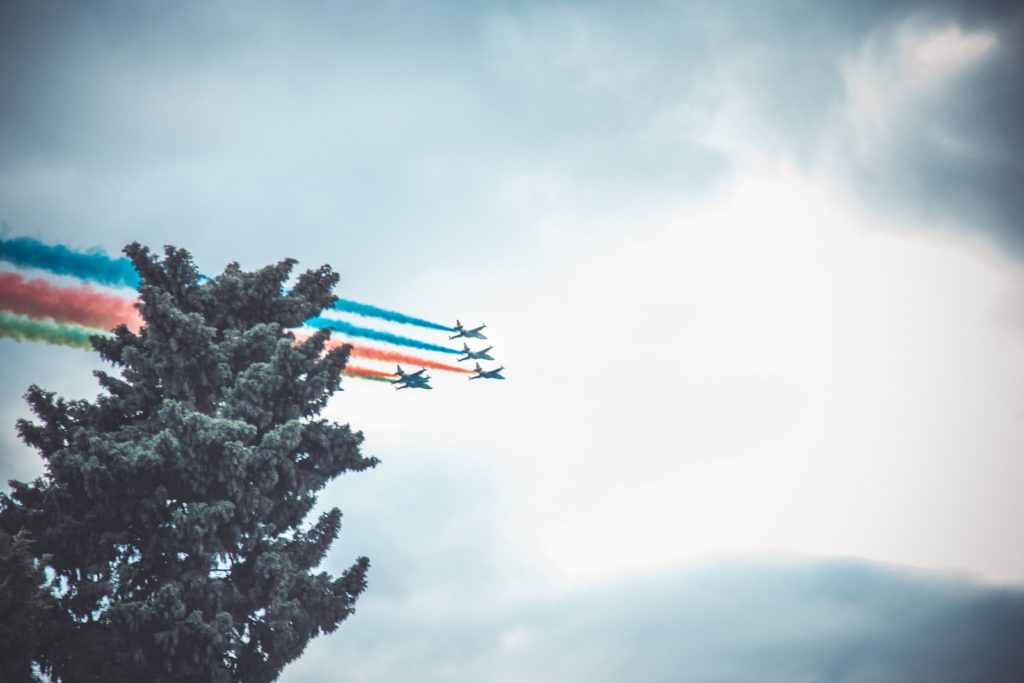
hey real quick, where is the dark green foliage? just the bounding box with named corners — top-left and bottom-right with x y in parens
top-left (0, 530), bottom-right (65, 682)
top-left (0, 245), bottom-right (378, 682)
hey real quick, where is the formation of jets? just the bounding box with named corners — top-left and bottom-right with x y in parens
top-left (453, 320), bottom-right (504, 382)
top-left (391, 319), bottom-right (506, 390)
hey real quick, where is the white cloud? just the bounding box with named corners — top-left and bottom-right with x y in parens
top-left (904, 25), bottom-right (998, 85)
top-left (535, 170), bottom-right (1024, 583)
top-left (839, 21), bottom-right (998, 161)
top-left (692, 49), bottom-right (795, 166)
top-left (331, 163), bottom-right (1024, 587)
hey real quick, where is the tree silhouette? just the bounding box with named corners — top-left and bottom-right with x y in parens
top-left (0, 244), bottom-right (377, 682)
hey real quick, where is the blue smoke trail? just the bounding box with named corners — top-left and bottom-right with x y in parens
top-left (304, 316), bottom-right (461, 355)
top-left (333, 298), bottom-right (455, 331)
top-left (0, 236), bottom-right (140, 288)
top-left (2, 237), bottom-right (459, 338)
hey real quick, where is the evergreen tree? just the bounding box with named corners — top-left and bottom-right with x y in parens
top-left (0, 530), bottom-right (64, 682)
top-left (0, 244), bottom-right (378, 682)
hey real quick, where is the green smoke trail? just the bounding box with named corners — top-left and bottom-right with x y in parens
top-left (343, 372), bottom-right (393, 383)
top-left (0, 312), bottom-right (403, 384)
top-left (0, 311), bottom-right (105, 350)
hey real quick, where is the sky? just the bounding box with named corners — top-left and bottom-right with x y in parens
top-left (2, 1), bottom-right (1024, 680)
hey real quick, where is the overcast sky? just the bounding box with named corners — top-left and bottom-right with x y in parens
top-left (2, 1), bottom-right (1023, 680)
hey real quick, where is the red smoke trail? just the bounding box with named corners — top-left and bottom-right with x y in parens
top-left (344, 364), bottom-right (397, 379)
top-left (292, 330), bottom-right (473, 374)
top-left (341, 341), bottom-right (473, 374)
top-left (0, 272), bottom-right (142, 332)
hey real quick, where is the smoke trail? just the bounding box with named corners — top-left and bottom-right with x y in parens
top-left (303, 317), bottom-right (461, 355)
top-left (0, 311), bottom-right (393, 383)
top-left (291, 330), bottom-right (470, 374)
top-left (329, 338), bottom-right (472, 374)
top-left (0, 312), bottom-right (395, 384)
top-left (344, 373), bottom-right (393, 384)
top-left (332, 298), bottom-right (454, 331)
top-left (0, 235), bottom-right (140, 288)
top-left (0, 311), bottom-right (103, 350)
top-left (344, 364), bottom-right (397, 380)
top-left (2, 237), bottom-right (461, 338)
top-left (0, 273), bottom-right (142, 332)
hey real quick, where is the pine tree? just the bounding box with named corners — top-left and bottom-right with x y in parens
top-left (0, 244), bottom-right (378, 682)
top-left (0, 530), bottom-right (64, 682)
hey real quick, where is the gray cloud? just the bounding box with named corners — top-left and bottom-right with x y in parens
top-left (826, 2), bottom-right (1024, 254)
top-left (483, 0), bottom-right (1024, 255)
top-left (285, 556), bottom-right (1024, 682)
top-left (0, 1), bottom-right (534, 295)
top-left (2, 0), bottom-right (1020, 268)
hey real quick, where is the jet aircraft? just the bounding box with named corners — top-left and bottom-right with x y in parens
top-left (458, 343), bottom-right (495, 362)
top-left (393, 365), bottom-right (432, 390)
top-left (449, 320), bottom-right (487, 340)
top-left (469, 363), bottom-right (505, 381)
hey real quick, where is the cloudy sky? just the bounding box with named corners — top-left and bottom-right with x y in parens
top-left (2, 1), bottom-right (1024, 680)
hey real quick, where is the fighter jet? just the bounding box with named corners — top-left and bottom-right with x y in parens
top-left (458, 343), bottom-right (495, 363)
top-left (469, 363), bottom-right (505, 381)
top-left (393, 365), bottom-right (432, 390)
top-left (449, 320), bottom-right (487, 340)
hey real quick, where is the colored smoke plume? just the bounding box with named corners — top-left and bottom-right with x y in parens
top-left (0, 311), bottom-right (101, 350)
top-left (0, 273), bottom-right (142, 332)
top-left (0, 235), bottom-right (140, 288)
top-left (344, 372), bottom-right (393, 383)
top-left (303, 316), bottom-right (461, 355)
top-left (333, 298), bottom-right (454, 331)
top-left (330, 338), bottom-right (472, 374)
top-left (292, 330), bottom-right (472, 374)
top-left (344, 364), bottom-right (398, 379)
top-left (1, 236), bottom-right (462, 341)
